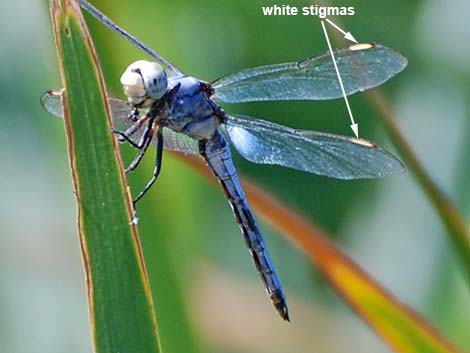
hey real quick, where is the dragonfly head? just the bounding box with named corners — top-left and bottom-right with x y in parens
top-left (120, 60), bottom-right (167, 107)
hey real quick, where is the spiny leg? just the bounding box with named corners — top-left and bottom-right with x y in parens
top-left (133, 125), bottom-right (164, 205)
top-left (128, 107), bottom-right (139, 122)
top-left (113, 130), bottom-right (140, 149)
top-left (125, 118), bottom-right (156, 173)
top-left (114, 113), bottom-right (151, 144)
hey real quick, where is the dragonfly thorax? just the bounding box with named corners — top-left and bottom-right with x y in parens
top-left (120, 60), bottom-right (167, 107)
top-left (164, 76), bottom-right (220, 140)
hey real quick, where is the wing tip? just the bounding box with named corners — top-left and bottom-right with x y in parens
top-left (372, 145), bottom-right (407, 178)
top-left (349, 42), bottom-right (408, 72)
top-left (40, 88), bottom-right (65, 118)
top-left (394, 158), bottom-right (407, 175)
top-left (40, 88), bottom-right (63, 100)
top-left (374, 152), bottom-right (407, 178)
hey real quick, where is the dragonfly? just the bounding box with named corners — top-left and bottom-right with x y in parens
top-left (41, 0), bottom-right (407, 321)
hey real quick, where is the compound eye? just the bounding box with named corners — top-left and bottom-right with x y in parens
top-left (120, 60), bottom-right (167, 107)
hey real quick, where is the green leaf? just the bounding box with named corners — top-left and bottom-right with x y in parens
top-left (49, 1), bottom-right (161, 352)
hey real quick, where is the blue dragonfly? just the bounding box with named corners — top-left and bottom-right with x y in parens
top-left (41, 0), bottom-right (407, 321)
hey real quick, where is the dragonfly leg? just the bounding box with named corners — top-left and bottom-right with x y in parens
top-left (114, 113), bottom-right (151, 144)
top-left (128, 107), bottom-right (139, 122)
top-left (133, 125), bottom-right (164, 205)
top-left (125, 118), bottom-right (156, 173)
top-left (113, 130), bottom-right (140, 148)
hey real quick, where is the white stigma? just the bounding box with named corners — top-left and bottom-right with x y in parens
top-left (120, 60), bottom-right (168, 107)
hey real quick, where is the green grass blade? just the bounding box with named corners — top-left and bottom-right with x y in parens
top-left (49, 1), bottom-right (161, 352)
top-left (367, 90), bottom-right (470, 277)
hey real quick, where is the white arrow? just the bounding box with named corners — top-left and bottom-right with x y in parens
top-left (325, 18), bottom-right (358, 43)
top-left (321, 20), bottom-right (359, 138)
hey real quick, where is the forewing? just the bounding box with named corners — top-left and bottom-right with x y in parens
top-left (225, 114), bottom-right (405, 179)
top-left (40, 90), bottom-right (199, 155)
top-left (213, 43), bottom-right (407, 103)
top-left (40, 89), bottom-right (130, 120)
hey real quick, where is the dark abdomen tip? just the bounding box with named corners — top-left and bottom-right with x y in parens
top-left (271, 289), bottom-right (290, 321)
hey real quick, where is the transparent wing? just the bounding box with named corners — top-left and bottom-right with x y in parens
top-left (213, 43), bottom-right (407, 103)
top-left (225, 114), bottom-right (404, 179)
top-left (40, 90), bottom-right (199, 155)
top-left (40, 89), bottom-right (67, 118)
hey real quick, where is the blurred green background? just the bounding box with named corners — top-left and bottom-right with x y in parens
top-left (0, 0), bottom-right (468, 352)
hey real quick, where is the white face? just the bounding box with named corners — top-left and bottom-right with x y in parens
top-left (120, 60), bottom-right (168, 107)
